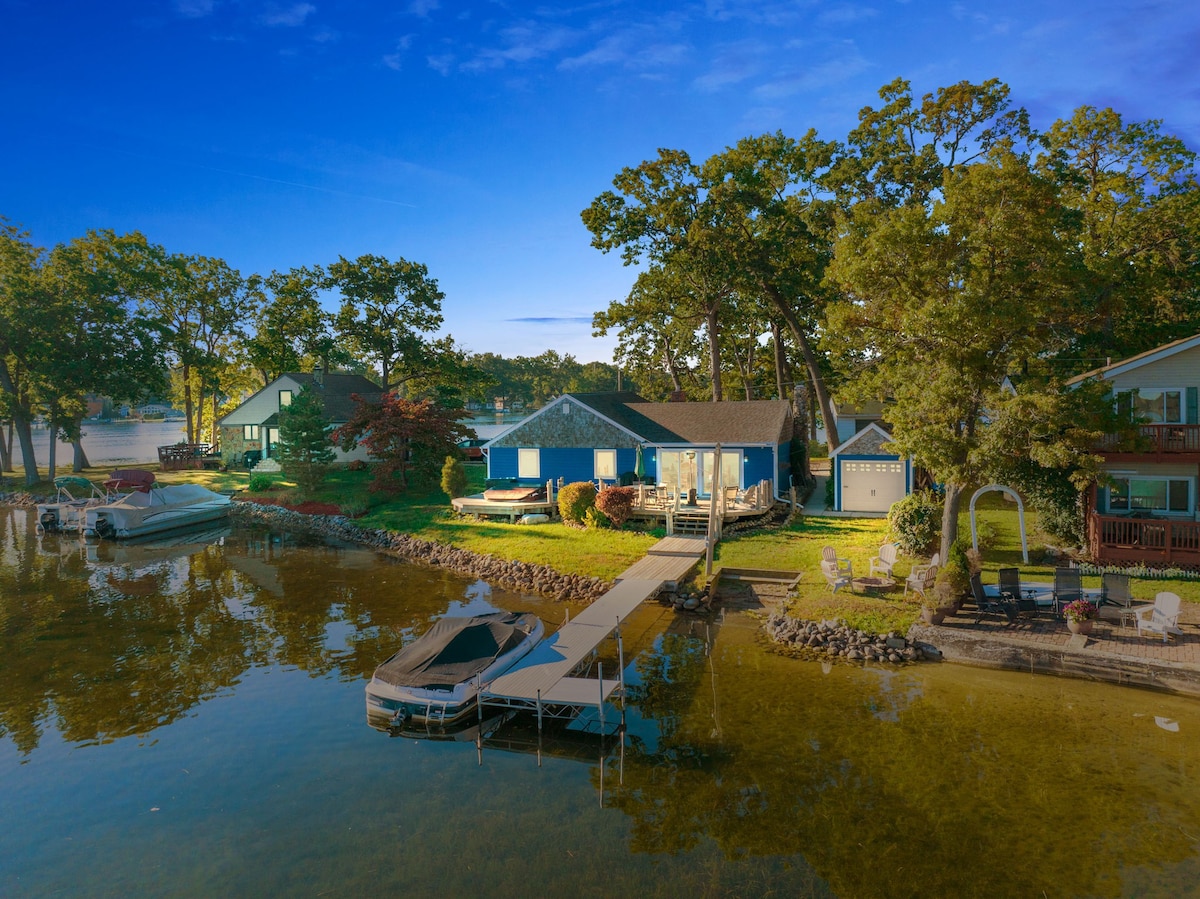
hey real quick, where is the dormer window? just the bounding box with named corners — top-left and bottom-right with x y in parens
top-left (279, 389), bottom-right (293, 408)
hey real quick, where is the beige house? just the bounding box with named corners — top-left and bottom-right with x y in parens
top-left (218, 370), bottom-right (381, 468)
top-left (1067, 333), bottom-right (1200, 565)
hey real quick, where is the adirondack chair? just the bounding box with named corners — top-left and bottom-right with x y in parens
top-left (904, 564), bottom-right (937, 598)
top-left (1132, 592), bottom-right (1183, 643)
top-left (821, 558), bottom-right (853, 594)
top-left (869, 543), bottom-right (899, 579)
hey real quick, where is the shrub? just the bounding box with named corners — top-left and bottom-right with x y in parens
top-left (440, 456), bottom-right (468, 499)
top-left (248, 473), bottom-right (274, 493)
top-left (932, 541), bottom-right (971, 606)
top-left (595, 486), bottom-right (636, 528)
top-left (347, 459), bottom-right (368, 472)
top-left (583, 506), bottom-right (611, 529)
top-left (824, 475), bottom-right (835, 509)
top-left (558, 481), bottom-right (597, 525)
top-left (887, 488), bottom-right (943, 556)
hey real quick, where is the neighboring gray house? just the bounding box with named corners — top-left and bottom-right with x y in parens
top-left (218, 371), bottom-right (381, 467)
top-left (485, 392), bottom-right (794, 498)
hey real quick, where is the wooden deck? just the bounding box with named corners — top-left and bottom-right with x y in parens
top-left (481, 535), bottom-right (709, 718)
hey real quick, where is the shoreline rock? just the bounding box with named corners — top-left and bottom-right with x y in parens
top-left (763, 612), bottom-right (930, 664)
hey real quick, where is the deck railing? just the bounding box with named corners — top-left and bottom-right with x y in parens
top-left (1089, 513), bottom-right (1200, 565)
top-left (1096, 424), bottom-right (1200, 454)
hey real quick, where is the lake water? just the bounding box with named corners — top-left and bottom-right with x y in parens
top-left (9, 421), bottom-right (189, 468)
top-left (2, 506), bottom-right (1199, 897)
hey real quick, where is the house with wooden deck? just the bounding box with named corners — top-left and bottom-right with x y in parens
top-left (217, 369), bottom-right (381, 468)
top-left (1067, 334), bottom-right (1200, 566)
top-left (483, 392), bottom-right (795, 499)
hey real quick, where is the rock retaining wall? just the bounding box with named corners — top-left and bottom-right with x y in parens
top-left (764, 613), bottom-right (932, 663)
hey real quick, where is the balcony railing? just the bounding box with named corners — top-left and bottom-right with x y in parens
top-left (1097, 424), bottom-right (1200, 454)
top-left (1089, 513), bottom-right (1200, 566)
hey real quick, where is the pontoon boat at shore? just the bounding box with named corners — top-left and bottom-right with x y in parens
top-left (83, 474), bottom-right (232, 540)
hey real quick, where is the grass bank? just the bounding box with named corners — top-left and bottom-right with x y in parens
top-left (12, 464), bottom-right (1198, 630)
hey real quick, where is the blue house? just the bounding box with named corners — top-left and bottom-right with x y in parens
top-left (484, 392), bottom-right (794, 499)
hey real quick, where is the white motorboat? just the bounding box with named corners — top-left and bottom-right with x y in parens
top-left (365, 611), bottom-right (545, 726)
top-left (36, 476), bottom-right (113, 533)
top-left (83, 482), bottom-right (232, 539)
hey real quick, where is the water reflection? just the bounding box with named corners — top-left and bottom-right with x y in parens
top-left (2, 504), bottom-right (1200, 897)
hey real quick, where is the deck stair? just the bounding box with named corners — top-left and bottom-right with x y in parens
top-left (670, 509), bottom-right (711, 536)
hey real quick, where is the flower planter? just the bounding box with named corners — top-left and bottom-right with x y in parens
top-left (921, 607), bottom-right (946, 626)
top-left (1066, 618), bottom-right (1094, 635)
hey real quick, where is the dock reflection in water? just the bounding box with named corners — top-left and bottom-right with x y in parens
top-left (1, 504), bottom-right (1199, 897)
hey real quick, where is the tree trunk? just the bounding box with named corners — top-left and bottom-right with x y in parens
top-left (0, 363), bottom-right (39, 484)
top-left (212, 393), bottom-right (220, 447)
top-left (47, 413), bottom-right (57, 483)
top-left (73, 440), bottom-right (90, 471)
top-left (0, 421), bottom-right (10, 472)
top-left (771, 320), bottom-right (786, 400)
top-left (940, 482), bottom-right (963, 562)
top-left (182, 361), bottom-right (195, 444)
top-left (760, 284), bottom-right (837, 446)
top-left (706, 305), bottom-right (723, 402)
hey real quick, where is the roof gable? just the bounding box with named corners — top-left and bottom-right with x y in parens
top-left (830, 422), bottom-right (897, 457)
top-left (1066, 333), bottom-right (1200, 386)
top-left (219, 372), bottom-right (381, 426)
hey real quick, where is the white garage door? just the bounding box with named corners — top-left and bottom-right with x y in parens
top-left (840, 460), bottom-right (906, 513)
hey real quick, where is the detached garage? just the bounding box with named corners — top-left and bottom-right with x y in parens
top-left (831, 423), bottom-right (913, 513)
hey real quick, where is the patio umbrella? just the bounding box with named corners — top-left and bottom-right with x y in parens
top-left (634, 444), bottom-right (645, 481)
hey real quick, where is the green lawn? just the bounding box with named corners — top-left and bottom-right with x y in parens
top-left (14, 463), bottom-right (1197, 630)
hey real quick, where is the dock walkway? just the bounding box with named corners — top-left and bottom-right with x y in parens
top-left (481, 536), bottom-right (708, 718)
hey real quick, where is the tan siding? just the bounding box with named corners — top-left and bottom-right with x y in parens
top-left (1105, 346), bottom-right (1200, 391)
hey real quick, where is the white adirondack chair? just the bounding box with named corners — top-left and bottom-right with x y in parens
top-left (1133, 592), bottom-right (1183, 643)
top-left (869, 543), bottom-right (899, 578)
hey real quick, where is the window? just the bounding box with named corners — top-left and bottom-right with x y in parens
top-left (243, 424), bottom-right (260, 441)
top-left (518, 448), bottom-right (540, 479)
top-left (594, 449), bottom-right (617, 480)
top-left (1115, 388), bottom-right (1183, 424)
top-left (279, 389), bottom-right (293, 408)
top-left (1106, 476), bottom-right (1192, 514)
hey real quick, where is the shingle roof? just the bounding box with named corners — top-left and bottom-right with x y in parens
top-left (287, 372), bottom-right (382, 421)
top-left (570, 392), bottom-right (792, 445)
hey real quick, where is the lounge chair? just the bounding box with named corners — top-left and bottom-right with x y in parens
top-left (869, 543), bottom-right (899, 579)
top-left (821, 559), bottom-right (853, 594)
top-left (1100, 572), bottom-right (1135, 627)
top-left (1053, 567), bottom-right (1083, 619)
top-left (1132, 592), bottom-right (1183, 643)
top-left (998, 567), bottom-right (1038, 618)
top-left (971, 572), bottom-right (1016, 625)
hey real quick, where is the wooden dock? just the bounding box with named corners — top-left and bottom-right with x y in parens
top-left (480, 536), bottom-right (708, 720)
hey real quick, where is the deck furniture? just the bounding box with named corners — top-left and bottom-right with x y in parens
top-left (869, 543), bottom-right (899, 579)
top-left (971, 572), bottom-right (1016, 625)
top-left (1100, 572), bottom-right (1136, 627)
top-left (998, 567), bottom-right (1040, 619)
top-left (1132, 592), bottom-right (1183, 643)
top-left (1053, 567), bottom-right (1084, 619)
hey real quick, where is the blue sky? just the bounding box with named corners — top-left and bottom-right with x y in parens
top-left (3, 1), bottom-right (1198, 362)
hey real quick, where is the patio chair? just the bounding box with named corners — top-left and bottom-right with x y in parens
top-left (821, 558), bottom-right (853, 594)
top-left (1100, 572), bottom-right (1136, 627)
top-left (1053, 567), bottom-right (1083, 619)
top-left (869, 543), bottom-right (899, 579)
top-left (1132, 592), bottom-right (1183, 643)
top-left (998, 567), bottom-right (1038, 619)
top-left (904, 564), bottom-right (938, 598)
top-left (971, 572), bottom-right (1016, 625)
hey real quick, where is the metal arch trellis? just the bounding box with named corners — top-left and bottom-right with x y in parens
top-left (969, 484), bottom-right (1029, 564)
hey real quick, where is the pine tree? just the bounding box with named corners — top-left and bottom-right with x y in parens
top-left (277, 385), bottom-right (335, 496)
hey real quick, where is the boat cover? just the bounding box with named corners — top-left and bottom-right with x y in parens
top-left (105, 469), bottom-right (157, 492)
top-left (373, 612), bottom-right (541, 689)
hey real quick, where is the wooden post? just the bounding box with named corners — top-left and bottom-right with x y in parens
top-left (598, 662), bottom-right (605, 733)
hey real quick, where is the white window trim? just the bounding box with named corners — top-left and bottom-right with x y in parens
top-left (594, 449), bottom-right (617, 480)
top-left (518, 448), bottom-right (540, 479)
top-left (1114, 387), bottom-right (1185, 424)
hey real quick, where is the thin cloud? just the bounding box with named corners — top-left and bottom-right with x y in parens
top-left (260, 3), bottom-right (316, 27)
top-left (174, 0), bottom-right (215, 18)
top-left (383, 35), bottom-right (414, 70)
top-left (407, 0), bottom-right (439, 17)
top-left (507, 317), bottom-right (594, 324)
top-left (692, 40), bottom-right (767, 92)
top-left (461, 21), bottom-right (582, 72)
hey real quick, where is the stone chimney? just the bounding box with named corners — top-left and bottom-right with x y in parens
top-left (313, 363), bottom-right (324, 388)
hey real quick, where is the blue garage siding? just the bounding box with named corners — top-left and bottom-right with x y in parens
top-left (745, 446), bottom-right (778, 490)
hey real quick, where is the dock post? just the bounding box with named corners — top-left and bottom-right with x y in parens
top-left (598, 662), bottom-right (605, 733)
top-left (616, 621), bottom-right (625, 702)
top-left (477, 675), bottom-right (483, 725)
top-left (536, 688), bottom-right (543, 734)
